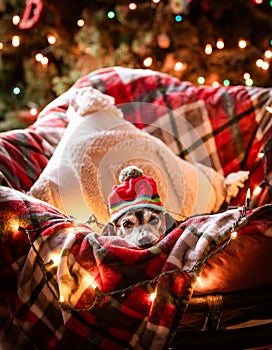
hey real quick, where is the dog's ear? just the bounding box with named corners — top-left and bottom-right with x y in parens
top-left (102, 222), bottom-right (116, 236)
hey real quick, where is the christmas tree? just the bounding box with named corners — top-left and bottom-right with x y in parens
top-left (0, 0), bottom-right (271, 130)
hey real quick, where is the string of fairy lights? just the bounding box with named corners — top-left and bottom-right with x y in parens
top-left (0, 0), bottom-right (272, 101)
top-left (11, 132), bottom-right (271, 313)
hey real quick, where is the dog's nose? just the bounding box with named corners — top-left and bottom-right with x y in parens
top-left (138, 235), bottom-right (153, 246)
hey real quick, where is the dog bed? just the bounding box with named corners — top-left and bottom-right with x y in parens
top-left (0, 67), bottom-right (271, 350)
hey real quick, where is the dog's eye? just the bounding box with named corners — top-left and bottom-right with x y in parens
top-left (149, 216), bottom-right (159, 225)
top-left (122, 220), bottom-right (134, 229)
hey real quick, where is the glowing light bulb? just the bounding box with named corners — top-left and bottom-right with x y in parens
top-left (41, 56), bottom-right (49, 66)
top-left (143, 56), bottom-right (153, 67)
top-left (29, 107), bottom-right (38, 116)
top-left (13, 86), bottom-right (21, 95)
top-left (175, 15), bottom-right (182, 22)
top-left (204, 43), bottom-right (213, 55)
top-left (47, 34), bottom-right (56, 45)
top-left (149, 292), bottom-right (156, 303)
top-left (246, 188), bottom-right (251, 199)
top-left (174, 61), bottom-right (184, 71)
top-left (212, 81), bottom-right (220, 88)
top-left (129, 2), bottom-right (137, 10)
top-left (152, 0), bottom-right (161, 3)
top-left (107, 11), bottom-right (115, 19)
top-left (35, 53), bottom-right (43, 62)
top-left (0, 42), bottom-right (3, 50)
top-left (245, 78), bottom-right (254, 86)
top-left (7, 218), bottom-right (19, 231)
top-left (12, 15), bottom-right (20, 26)
top-left (197, 76), bottom-right (205, 85)
top-left (216, 38), bottom-right (224, 49)
top-left (85, 274), bottom-right (97, 290)
top-left (231, 231), bottom-right (238, 240)
top-left (223, 79), bottom-right (230, 86)
top-left (77, 19), bottom-right (85, 27)
top-left (59, 294), bottom-right (64, 303)
top-left (256, 58), bottom-right (264, 68)
top-left (253, 185), bottom-right (262, 196)
top-left (12, 35), bottom-right (20, 47)
top-left (238, 39), bottom-right (247, 49)
top-left (257, 151), bottom-right (265, 159)
top-left (266, 105), bottom-right (272, 113)
top-left (264, 50), bottom-right (272, 59)
top-left (49, 252), bottom-right (61, 267)
top-left (262, 61), bottom-right (269, 70)
top-left (196, 276), bottom-right (204, 287)
top-left (243, 72), bottom-right (251, 80)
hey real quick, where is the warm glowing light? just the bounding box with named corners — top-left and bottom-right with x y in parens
top-left (257, 151), bottom-right (265, 159)
top-left (152, 0), bottom-right (161, 3)
top-left (216, 38), bottom-right (224, 49)
top-left (243, 72), bottom-right (251, 80)
top-left (29, 107), bottom-right (38, 116)
top-left (59, 294), bottom-right (64, 303)
top-left (246, 188), bottom-right (251, 200)
top-left (197, 76), bottom-right (205, 85)
top-left (254, 0), bottom-right (263, 4)
top-left (174, 61), bottom-right (184, 71)
top-left (47, 34), bottom-right (56, 45)
top-left (231, 231), bottom-right (238, 240)
top-left (12, 15), bottom-right (20, 26)
top-left (0, 42), bottom-right (3, 50)
top-left (77, 19), bottom-right (85, 27)
top-left (128, 2), bottom-right (137, 10)
top-left (85, 275), bottom-right (97, 289)
top-left (35, 53), bottom-right (43, 62)
top-left (238, 39), bottom-right (247, 49)
top-left (143, 56), bottom-right (153, 67)
top-left (204, 43), bottom-right (213, 55)
top-left (49, 252), bottom-right (61, 267)
top-left (256, 58), bottom-right (264, 67)
top-left (245, 78), bottom-right (254, 86)
top-left (253, 185), bottom-right (262, 196)
top-left (265, 105), bottom-right (272, 113)
top-left (196, 276), bottom-right (204, 287)
top-left (264, 50), bottom-right (272, 59)
top-left (7, 218), bottom-right (19, 231)
top-left (261, 61), bottom-right (270, 70)
top-left (12, 35), bottom-right (20, 47)
top-left (212, 81), bottom-right (220, 88)
top-left (149, 292), bottom-right (156, 303)
top-left (41, 56), bottom-right (49, 66)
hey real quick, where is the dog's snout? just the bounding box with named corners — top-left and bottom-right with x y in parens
top-left (138, 235), bottom-right (152, 246)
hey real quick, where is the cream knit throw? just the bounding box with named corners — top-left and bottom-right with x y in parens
top-left (29, 87), bottom-right (231, 223)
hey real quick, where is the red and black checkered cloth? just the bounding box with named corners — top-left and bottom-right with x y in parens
top-left (0, 67), bottom-right (272, 349)
top-left (0, 186), bottom-right (271, 349)
top-left (0, 67), bottom-right (271, 204)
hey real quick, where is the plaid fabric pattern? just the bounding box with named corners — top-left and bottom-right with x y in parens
top-left (1, 67), bottom-right (271, 200)
top-left (0, 129), bottom-right (49, 191)
top-left (1, 186), bottom-right (272, 349)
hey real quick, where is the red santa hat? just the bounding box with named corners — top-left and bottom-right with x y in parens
top-left (108, 166), bottom-right (165, 223)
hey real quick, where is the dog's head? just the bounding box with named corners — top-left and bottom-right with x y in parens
top-left (102, 208), bottom-right (166, 248)
top-left (104, 165), bottom-right (177, 248)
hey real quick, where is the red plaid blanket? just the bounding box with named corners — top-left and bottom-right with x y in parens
top-left (1, 186), bottom-right (272, 349)
top-left (1, 67), bottom-right (271, 206)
